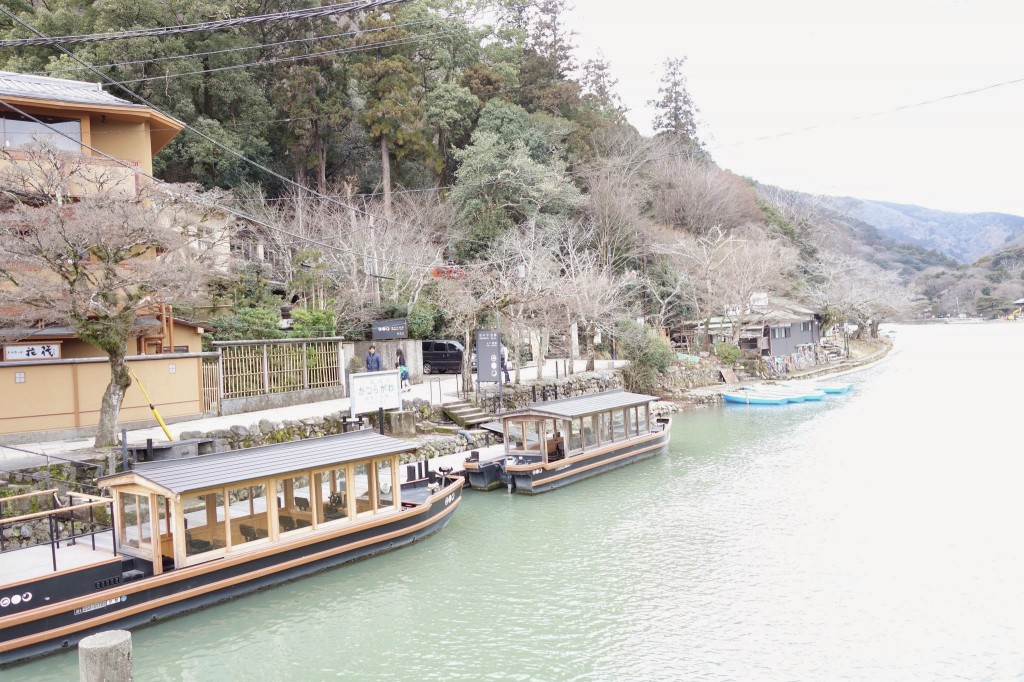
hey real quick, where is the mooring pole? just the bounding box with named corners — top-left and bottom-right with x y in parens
top-left (378, 406), bottom-right (385, 435)
top-left (79, 630), bottom-right (133, 682)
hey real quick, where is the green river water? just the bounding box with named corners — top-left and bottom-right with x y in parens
top-left (13, 322), bottom-right (1024, 681)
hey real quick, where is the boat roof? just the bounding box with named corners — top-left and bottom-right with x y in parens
top-left (506, 389), bottom-right (659, 420)
top-left (99, 430), bottom-right (415, 497)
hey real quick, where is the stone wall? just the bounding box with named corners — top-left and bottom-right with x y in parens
top-left (477, 370), bottom-right (623, 411)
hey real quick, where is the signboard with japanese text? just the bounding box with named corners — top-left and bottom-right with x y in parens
top-left (371, 318), bottom-right (409, 340)
top-left (349, 370), bottom-right (401, 417)
top-left (476, 329), bottom-right (501, 384)
top-left (2, 342), bottom-right (62, 361)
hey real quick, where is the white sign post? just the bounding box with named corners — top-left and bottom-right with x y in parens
top-left (349, 370), bottom-right (402, 434)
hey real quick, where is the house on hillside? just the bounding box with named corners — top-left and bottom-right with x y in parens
top-left (0, 70), bottom-right (182, 191)
top-left (674, 296), bottom-right (822, 359)
top-left (0, 72), bottom-right (224, 441)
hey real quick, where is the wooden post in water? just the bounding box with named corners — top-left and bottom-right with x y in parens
top-left (79, 630), bottom-right (133, 682)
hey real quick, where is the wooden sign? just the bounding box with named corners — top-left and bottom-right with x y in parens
top-left (2, 342), bottom-right (62, 361)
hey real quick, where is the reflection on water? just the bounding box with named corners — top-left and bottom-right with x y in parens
top-left (14, 323), bottom-right (1024, 680)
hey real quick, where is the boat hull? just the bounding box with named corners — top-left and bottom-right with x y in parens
top-left (0, 479), bottom-right (463, 668)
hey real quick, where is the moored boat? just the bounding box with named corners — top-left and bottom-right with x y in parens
top-left (0, 430), bottom-right (463, 667)
top-left (722, 390), bottom-right (789, 405)
top-left (753, 385), bottom-right (826, 401)
top-left (463, 389), bottom-right (671, 494)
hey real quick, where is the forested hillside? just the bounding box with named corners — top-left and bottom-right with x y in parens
top-left (0, 0), bottom-right (917, 360)
top-left (822, 196), bottom-right (1024, 264)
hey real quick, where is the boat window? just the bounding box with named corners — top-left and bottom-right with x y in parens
top-left (567, 418), bottom-right (582, 453)
top-left (118, 492), bottom-right (152, 550)
top-left (353, 462), bottom-right (376, 515)
top-left (628, 407), bottom-right (639, 436)
top-left (377, 459), bottom-right (396, 511)
top-left (640, 404), bottom-right (650, 432)
top-left (600, 413), bottom-right (613, 443)
top-left (612, 410), bottom-right (626, 440)
top-left (227, 482), bottom-right (269, 546)
top-left (583, 415), bottom-right (598, 449)
top-left (182, 491), bottom-right (225, 556)
top-left (277, 474), bottom-right (312, 533)
top-left (316, 466), bottom-right (350, 523)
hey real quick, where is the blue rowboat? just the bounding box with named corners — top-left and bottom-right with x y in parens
top-left (722, 391), bottom-right (789, 405)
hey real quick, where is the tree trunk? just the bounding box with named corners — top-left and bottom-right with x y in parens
top-left (531, 329), bottom-right (548, 380)
top-left (380, 136), bottom-right (392, 218)
top-left (94, 350), bottom-right (132, 448)
top-left (462, 329), bottom-right (474, 394)
top-left (313, 118), bottom-right (327, 194)
top-left (567, 320), bottom-right (578, 375)
top-left (584, 323), bottom-right (596, 372)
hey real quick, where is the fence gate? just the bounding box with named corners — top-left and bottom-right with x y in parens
top-left (202, 360), bottom-right (220, 414)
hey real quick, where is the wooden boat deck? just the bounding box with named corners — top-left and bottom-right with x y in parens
top-left (0, 534), bottom-right (116, 586)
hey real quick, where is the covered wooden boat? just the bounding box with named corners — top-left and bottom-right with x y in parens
top-left (0, 430), bottom-right (463, 667)
top-left (463, 389), bottom-right (671, 494)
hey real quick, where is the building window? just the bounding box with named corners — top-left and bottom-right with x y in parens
top-left (1, 112), bottom-right (82, 153)
top-left (801, 321), bottom-right (812, 332)
top-left (771, 326), bottom-right (791, 339)
top-left (14, 372), bottom-right (25, 383)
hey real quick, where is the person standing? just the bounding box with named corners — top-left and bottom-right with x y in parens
top-left (501, 349), bottom-right (511, 384)
top-left (396, 347), bottom-right (406, 371)
top-left (366, 345), bottom-right (382, 372)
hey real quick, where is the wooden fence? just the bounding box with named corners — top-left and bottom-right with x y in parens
top-left (211, 338), bottom-right (345, 400)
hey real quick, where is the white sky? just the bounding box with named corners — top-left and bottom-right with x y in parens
top-left (566, 0), bottom-right (1024, 216)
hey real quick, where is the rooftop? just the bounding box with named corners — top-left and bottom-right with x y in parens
top-left (100, 430), bottom-right (416, 496)
top-left (509, 389), bottom-right (659, 419)
top-left (0, 70), bottom-right (144, 109)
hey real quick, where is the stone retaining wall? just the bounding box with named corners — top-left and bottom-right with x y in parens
top-left (477, 370), bottom-right (623, 411)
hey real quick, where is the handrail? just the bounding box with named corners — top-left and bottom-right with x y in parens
top-left (0, 488), bottom-right (57, 503)
top-left (0, 499), bottom-right (110, 524)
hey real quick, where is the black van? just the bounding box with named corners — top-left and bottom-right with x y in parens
top-left (421, 339), bottom-right (464, 374)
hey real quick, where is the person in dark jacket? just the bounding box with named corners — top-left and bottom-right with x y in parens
top-left (396, 347), bottom-right (406, 371)
top-left (366, 345), bottom-right (382, 372)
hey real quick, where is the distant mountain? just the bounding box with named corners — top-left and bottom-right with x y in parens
top-left (821, 197), bottom-right (1024, 264)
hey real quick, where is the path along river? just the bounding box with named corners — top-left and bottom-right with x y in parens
top-left (14, 322), bottom-right (1024, 681)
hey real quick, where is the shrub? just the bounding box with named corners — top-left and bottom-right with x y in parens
top-left (714, 342), bottom-right (741, 366)
top-left (616, 321), bottom-right (674, 394)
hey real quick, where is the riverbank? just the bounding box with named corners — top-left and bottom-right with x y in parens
top-left (674, 337), bottom-right (893, 408)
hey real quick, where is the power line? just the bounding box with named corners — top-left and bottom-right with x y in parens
top-left (34, 18), bottom-right (436, 76)
top-left (0, 0), bottom-right (408, 47)
top-left (709, 75), bottom-right (1024, 150)
top-left (108, 30), bottom-right (456, 85)
top-left (0, 5), bottom-right (439, 248)
top-left (0, 94), bottom-right (462, 271)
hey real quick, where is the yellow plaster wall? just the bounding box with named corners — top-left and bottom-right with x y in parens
top-left (0, 356), bottom-right (204, 436)
top-left (89, 118), bottom-right (153, 176)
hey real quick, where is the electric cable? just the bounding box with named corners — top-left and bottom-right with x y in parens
top-left (0, 0), bottom-right (408, 47)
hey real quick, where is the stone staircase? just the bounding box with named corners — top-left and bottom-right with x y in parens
top-left (442, 400), bottom-right (491, 428)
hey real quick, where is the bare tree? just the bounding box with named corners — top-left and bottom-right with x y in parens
top-left (0, 148), bottom-right (220, 447)
top-left (800, 250), bottom-right (914, 336)
top-left (554, 219), bottom-right (638, 371)
top-left (715, 224), bottom-right (799, 342)
top-left (650, 152), bottom-right (762, 235)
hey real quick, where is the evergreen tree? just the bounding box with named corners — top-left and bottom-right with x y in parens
top-left (650, 57), bottom-right (701, 148)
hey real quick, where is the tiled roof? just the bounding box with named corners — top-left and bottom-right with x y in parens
top-left (511, 389), bottom-right (659, 419)
top-left (0, 70), bottom-right (143, 109)
top-left (106, 431), bottom-right (416, 495)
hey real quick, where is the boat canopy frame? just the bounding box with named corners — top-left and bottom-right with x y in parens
top-left (501, 390), bottom-right (657, 464)
top-left (98, 430), bottom-right (418, 572)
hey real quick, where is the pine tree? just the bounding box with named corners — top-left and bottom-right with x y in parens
top-left (650, 57), bottom-right (701, 147)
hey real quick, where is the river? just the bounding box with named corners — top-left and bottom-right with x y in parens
top-left (14, 322), bottom-right (1024, 681)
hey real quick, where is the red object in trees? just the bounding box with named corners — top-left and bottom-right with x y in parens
top-left (431, 265), bottom-right (465, 279)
